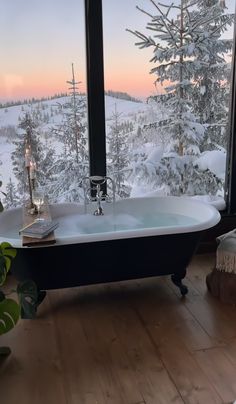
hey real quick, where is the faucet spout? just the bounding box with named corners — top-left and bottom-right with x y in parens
top-left (93, 183), bottom-right (104, 216)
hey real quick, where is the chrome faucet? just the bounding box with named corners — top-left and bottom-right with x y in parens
top-left (93, 182), bottom-right (104, 216)
top-left (82, 175), bottom-right (115, 215)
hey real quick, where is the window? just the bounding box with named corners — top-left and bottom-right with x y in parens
top-left (102, 0), bottom-right (235, 208)
top-left (0, 0), bottom-right (88, 207)
top-left (1, 0), bottom-right (236, 214)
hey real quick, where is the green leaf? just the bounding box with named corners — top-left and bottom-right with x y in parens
top-left (0, 201), bottom-right (3, 213)
top-left (0, 242), bottom-right (17, 260)
top-left (17, 280), bottom-right (39, 319)
top-left (0, 256), bottom-right (7, 286)
top-left (0, 243), bottom-right (17, 285)
top-left (0, 298), bottom-right (20, 335)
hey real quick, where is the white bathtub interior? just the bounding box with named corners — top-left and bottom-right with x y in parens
top-left (0, 196), bottom-right (221, 247)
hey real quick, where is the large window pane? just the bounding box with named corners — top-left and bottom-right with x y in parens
top-left (103, 0), bottom-right (235, 208)
top-left (0, 0), bottom-right (88, 208)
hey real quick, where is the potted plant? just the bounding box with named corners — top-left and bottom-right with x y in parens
top-left (0, 180), bottom-right (43, 356)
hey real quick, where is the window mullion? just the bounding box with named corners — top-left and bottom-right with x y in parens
top-left (84, 0), bottom-right (106, 178)
top-left (226, 15), bottom-right (236, 214)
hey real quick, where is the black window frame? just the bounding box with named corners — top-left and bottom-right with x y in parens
top-left (226, 16), bottom-right (236, 214)
top-left (85, 0), bottom-right (236, 215)
top-left (85, 0), bottom-right (106, 178)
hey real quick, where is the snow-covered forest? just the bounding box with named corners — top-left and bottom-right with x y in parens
top-left (0, 0), bottom-right (234, 210)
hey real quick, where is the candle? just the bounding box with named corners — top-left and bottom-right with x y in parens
top-left (25, 146), bottom-right (31, 167)
top-left (30, 160), bottom-right (36, 179)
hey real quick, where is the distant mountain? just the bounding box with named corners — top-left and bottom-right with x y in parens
top-left (0, 95), bottom-right (149, 133)
top-left (0, 90), bottom-right (142, 110)
top-left (105, 90), bottom-right (142, 103)
top-left (0, 93), bottom-right (69, 110)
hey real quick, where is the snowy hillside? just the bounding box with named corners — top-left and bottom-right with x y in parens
top-left (0, 91), bottom-right (227, 210)
top-left (0, 95), bottom-right (148, 128)
top-left (0, 95), bottom-right (150, 193)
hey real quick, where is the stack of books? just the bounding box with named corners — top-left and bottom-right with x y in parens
top-left (19, 219), bottom-right (59, 239)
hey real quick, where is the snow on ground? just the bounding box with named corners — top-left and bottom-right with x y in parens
top-left (130, 184), bottom-right (226, 210)
top-left (105, 96), bottom-right (148, 118)
top-left (0, 137), bottom-right (16, 192)
top-left (189, 194), bottom-right (226, 210)
top-left (130, 185), bottom-right (168, 198)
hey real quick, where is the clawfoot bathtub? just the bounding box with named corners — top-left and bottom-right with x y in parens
top-left (0, 196), bottom-right (220, 296)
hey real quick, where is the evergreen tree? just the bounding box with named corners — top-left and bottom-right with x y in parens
top-left (45, 156), bottom-right (89, 203)
top-left (128, 0), bottom-right (233, 195)
top-left (12, 112), bottom-right (53, 200)
top-left (191, 0), bottom-right (233, 150)
top-left (3, 177), bottom-right (19, 208)
top-left (48, 64), bottom-right (89, 202)
top-left (54, 63), bottom-right (87, 163)
top-left (107, 106), bottom-right (131, 198)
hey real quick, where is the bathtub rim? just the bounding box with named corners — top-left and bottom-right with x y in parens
top-left (0, 196), bottom-right (221, 248)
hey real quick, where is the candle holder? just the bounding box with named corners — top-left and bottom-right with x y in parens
top-left (30, 158), bottom-right (36, 191)
top-left (26, 165), bottom-right (34, 209)
top-left (31, 178), bottom-right (35, 191)
top-left (25, 144), bottom-right (35, 210)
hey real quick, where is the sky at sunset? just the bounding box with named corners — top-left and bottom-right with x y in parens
top-left (0, 0), bottom-right (235, 102)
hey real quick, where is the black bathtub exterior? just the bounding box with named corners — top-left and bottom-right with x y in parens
top-left (11, 230), bottom-right (203, 295)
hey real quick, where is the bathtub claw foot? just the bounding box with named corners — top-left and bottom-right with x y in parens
top-left (20, 288), bottom-right (47, 319)
top-left (171, 272), bottom-right (188, 296)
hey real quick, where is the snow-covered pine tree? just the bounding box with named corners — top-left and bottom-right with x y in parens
top-left (11, 112), bottom-right (52, 201)
top-left (128, 0), bottom-right (232, 195)
top-left (191, 0), bottom-right (233, 150)
top-left (54, 63), bottom-right (87, 163)
top-left (12, 112), bottom-right (41, 198)
top-left (3, 177), bottom-right (19, 208)
top-left (48, 64), bottom-right (88, 202)
top-left (107, 105), bottom-right (131, 198)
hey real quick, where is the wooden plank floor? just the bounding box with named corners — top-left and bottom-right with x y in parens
top-left (1, 253), bottom-right (236, 404)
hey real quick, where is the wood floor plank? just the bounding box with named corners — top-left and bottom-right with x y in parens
top-left (0, 295), bottom-right (69, 404)
top-left (150, 335), bottom-right (222, 404)
top-left (73, 286), bottom-right (159, 404)
top-left (194, 347), bottom-right (236, 403)
top-left (223, 337), bottom-right (236, 367)
top-left (186, 253), bottom-right (216, 295)
top-left (48, 289), bottom-right (107, 404)
top-left (2, 254), bottom-right (236, 404)
top-left (123, 284), bottom-right (222, 403)
top-left (181, 291), bottom-right (236, 342)
top-left (100, 284), bottom-right (184, 404)
top-left (121, 277), bottom-right (222, 352)
top-left (161, 254), bottom-right (236, 343)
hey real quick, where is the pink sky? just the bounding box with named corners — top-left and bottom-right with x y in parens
top-left (0, 0), bottom-right (234, 102)
top-left (0, 0), bottom-right (168, 102)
